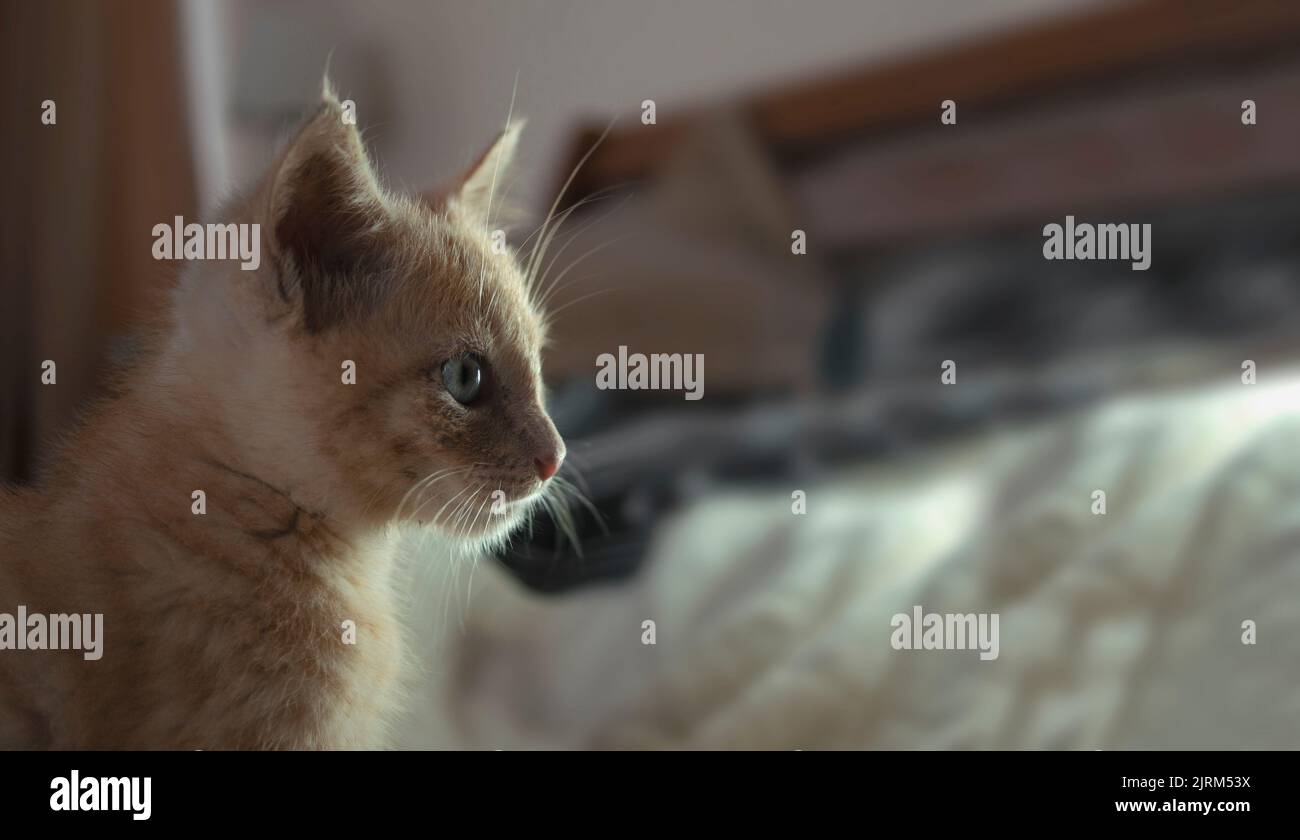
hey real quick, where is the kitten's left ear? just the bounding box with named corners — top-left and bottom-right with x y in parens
top-left (263, 84), bottom-right (394, 334)
top-left (447, 120), bottom-right (525, 224)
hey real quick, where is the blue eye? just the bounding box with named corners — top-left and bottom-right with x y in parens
top-left (441, 353), bottom-right (483, 405)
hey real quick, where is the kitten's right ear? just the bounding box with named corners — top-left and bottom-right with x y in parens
top-left (423, 120), bottom-right (525, 223)
top-left (263, 87), bottom-right (394, 334)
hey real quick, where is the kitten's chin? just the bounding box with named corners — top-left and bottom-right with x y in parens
top-left (426, 501), bottom-right (530, 550)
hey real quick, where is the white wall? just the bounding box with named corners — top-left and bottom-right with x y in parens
top-left (213, 0), bottom-right (1106, 213)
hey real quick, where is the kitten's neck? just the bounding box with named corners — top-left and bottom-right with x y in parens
top-left (88, 334), bottom-right (384, 552)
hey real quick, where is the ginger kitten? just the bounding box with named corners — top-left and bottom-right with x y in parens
top-left (0, 84), bottom-right (565, 748)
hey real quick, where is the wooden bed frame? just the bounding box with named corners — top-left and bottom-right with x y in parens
top-left (556, 0), bottom-right (1300, 212)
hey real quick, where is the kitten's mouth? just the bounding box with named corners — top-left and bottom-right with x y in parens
top-left (442, 499), bottom-right (528, 542)
top-left (407, 479), bottom-right (542, 540)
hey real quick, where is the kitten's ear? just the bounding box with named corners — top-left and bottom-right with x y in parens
top-left (447, 120), bottom-right (525, 224)
top-left (263, 84), bottom-right (394, 334)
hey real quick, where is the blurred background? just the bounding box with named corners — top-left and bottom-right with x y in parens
top-left (6, 0), bottom-right (1300, 748)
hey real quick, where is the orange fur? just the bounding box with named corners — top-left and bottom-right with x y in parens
top-left (0, 86), bottom-right (563, 748)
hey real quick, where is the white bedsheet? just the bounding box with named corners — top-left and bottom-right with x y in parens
top-left (398, 374), bottom-right (1300, 749)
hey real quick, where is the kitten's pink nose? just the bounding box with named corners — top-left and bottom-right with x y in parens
top-left (534, 452), bottom-right (562, 482)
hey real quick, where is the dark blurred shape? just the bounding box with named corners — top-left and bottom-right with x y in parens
top-left (1, 0), bottom-right (197, 482)
top-left (557, 0), bottom-right (1300, 206)
top-left (500, 0), bottom-right (1300, 592)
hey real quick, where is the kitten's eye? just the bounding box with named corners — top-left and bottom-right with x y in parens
top-left (441, 353), bottom-right (484, 405)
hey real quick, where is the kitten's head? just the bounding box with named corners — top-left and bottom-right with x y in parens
top-left (183, 84), bottom-right (565, 546)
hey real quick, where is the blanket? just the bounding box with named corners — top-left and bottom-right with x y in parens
top-left (397, 372), bottom-right (1300, 749)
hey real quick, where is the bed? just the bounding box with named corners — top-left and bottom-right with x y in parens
top-left (397, 366), bottom-right (1300, 749)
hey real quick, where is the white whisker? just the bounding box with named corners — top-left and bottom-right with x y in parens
top-left (523, 118), bottom-right (617, 296)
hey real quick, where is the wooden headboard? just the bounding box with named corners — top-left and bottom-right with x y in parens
top-left (555, 0), bottom-right (1300, 215)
